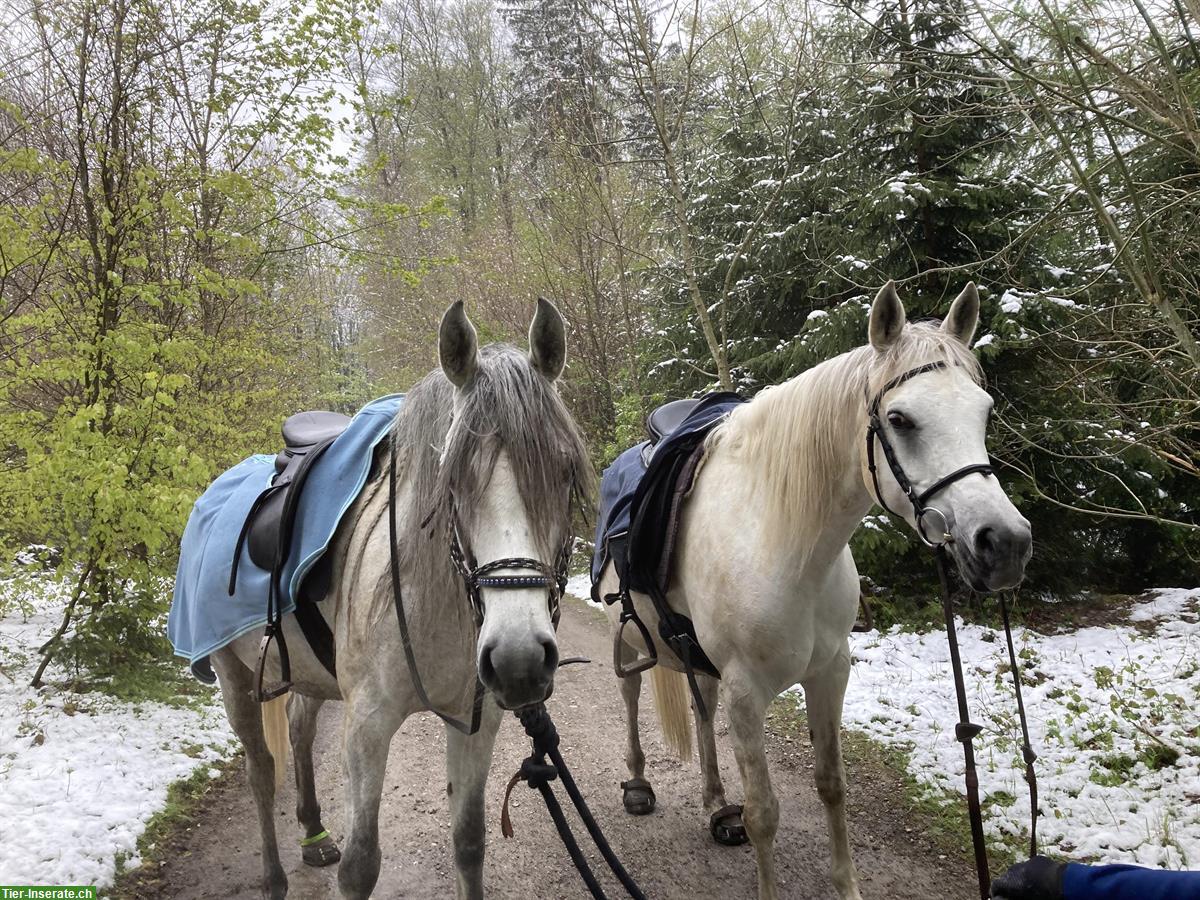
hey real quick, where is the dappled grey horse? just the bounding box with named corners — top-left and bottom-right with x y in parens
top-left (209, 300), bottom-right (591, 899)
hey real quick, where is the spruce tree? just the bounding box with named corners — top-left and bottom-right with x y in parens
top-left (501, 0), bottom-right (611, 154)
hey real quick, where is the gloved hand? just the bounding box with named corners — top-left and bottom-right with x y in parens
top-left (992, 856), bottom-right (1067, 899)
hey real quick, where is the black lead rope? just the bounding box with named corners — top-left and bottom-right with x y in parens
top-left (937, 554), bottom-right (1041, 898)
top-left (1001, 590), bottom-right (1040, 859)
top-left (502, 703), bottom-right (648, 900)
top-left (935, 546), bottom-right (991, 900)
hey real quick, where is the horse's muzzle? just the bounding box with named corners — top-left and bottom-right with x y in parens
top-left (478, 633), bottom-right (558, 709)
top-left (960, 518), bottom-right (1032, 591)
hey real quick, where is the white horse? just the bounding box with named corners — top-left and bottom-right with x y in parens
top-left (208, 300), bottom-right (591, 899)
top-left (602, 281), bottom-right (1032, 899)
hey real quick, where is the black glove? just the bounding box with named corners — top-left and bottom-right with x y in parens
top-left (991, 856), bottom-right (1068, 899)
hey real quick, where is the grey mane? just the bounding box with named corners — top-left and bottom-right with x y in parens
top-left (386, 343), bottom-right (592, 607)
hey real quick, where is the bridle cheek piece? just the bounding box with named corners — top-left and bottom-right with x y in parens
top-left (864, 360), bottom-right (994, 547)
top-left (447, 508), bottom-right (571, 629)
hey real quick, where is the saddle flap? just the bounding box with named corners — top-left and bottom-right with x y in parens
top-left (645, 398), bottom-right (701, 444)
top-left (244, 425), bottom-right (347, 573)
top-left (247, 486), bottom-right (286, 570)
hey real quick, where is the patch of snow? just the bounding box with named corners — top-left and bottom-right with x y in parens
top-left (792, 587), bottom-right (1200, 869)
top-left (974, 334), bottom-right (996, 348)
top-left (0, 573), bottom-right (238, 888)
top-left (1000, 290), bottom-right (1024, 314)
top-left (566, 573), bottom-right (596, 607)
top-left (1128, 588), bottom-right (1199, 623)
top-left (1046, 296), bottom-right (1079, 308)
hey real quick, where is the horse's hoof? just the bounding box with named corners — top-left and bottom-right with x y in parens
top-left (709, 804), bottom-right (748, 846)
top-left (621, 777), bottom-right (656, 815)
top-left (301, 831), bottom-right (342, 867)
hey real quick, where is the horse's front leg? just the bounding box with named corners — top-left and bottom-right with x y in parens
top-left (803, 644), bottom-right (863, 899)
top-left (725, 673), bottom-right (780, 900)
top-left (338, 693), bottom-right (403, 900)
top-left (445, 696), bottom-right (503, 900)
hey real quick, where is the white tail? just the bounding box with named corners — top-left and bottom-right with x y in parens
top-left (261, 695), bottom-right (290, 789)
top-left (651, 666), bottom-right (693, 761)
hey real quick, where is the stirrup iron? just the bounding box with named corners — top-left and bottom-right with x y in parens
top-left (252, 626), bottom-right (292, 702)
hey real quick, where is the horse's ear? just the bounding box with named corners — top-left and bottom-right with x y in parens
top-left (439, 300), bottom-right (479, 389)
top-left (869, 280), bottom-right (906, 351)
top-left (529, 297), bottom-right (566, 381)
top-left (942, 282), bottom-right (980, 345)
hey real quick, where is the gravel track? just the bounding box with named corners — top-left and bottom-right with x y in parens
top-left (121, 597), bottom-right (977, 899)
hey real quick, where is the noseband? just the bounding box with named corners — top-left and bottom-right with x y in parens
top-left (865, 360), bottom-right (994, 545)
top-left (447, 507), bottom-right (571, 629)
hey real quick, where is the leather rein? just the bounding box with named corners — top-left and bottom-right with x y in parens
top-left (388, 435), bottom-right (571, 735)
top-left (866, 360), bottom-right (1039, 900)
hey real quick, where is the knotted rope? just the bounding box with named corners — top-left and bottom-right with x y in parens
top-left (501, 702), bottom-right (648, 900)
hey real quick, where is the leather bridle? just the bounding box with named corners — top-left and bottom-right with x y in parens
top-left (865, 359), bottom-right (994, 546)
top-left (865, 358), bottom-right (1040, 900)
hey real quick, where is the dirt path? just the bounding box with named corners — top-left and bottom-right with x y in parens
top-left (122, 598), bottom-right (978, 899)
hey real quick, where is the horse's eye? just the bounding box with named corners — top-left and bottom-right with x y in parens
top-left (887, 411), bottom-right (914, 431)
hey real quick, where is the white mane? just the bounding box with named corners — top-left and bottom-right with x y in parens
top-left (712, 322), bottom-right (982, 558)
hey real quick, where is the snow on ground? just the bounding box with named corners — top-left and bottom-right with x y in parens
top-left (809, 588), bottom-right (1200, 869)
top-left (566, 572), bottom-right (594, 604)
top-left (0, 571), bottom-right (237, 889)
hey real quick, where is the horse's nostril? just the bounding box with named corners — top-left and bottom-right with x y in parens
top-left (478, 643), bottom-right (497, 686)
top-left (541, 637), bottom-right (559, 675)
top-left (974, 526), bottom-right (997, 556)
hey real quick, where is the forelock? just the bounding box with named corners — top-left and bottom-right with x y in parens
top-left (865, 321), bottom-right (983, 398)
top-left (435, 344), bottom-right (592, 552)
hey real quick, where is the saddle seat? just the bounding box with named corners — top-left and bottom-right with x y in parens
top-left (646, 398), bottom-right (700, 444)
top-left (641, 398), bottom-right (701, 466)
top-left (275, 411), bottom-right (351, 473)
top-left (240, 410), bottom-right (351, 574)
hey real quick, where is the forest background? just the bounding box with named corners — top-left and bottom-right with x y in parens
top-left (0, 0), bottom-right (1196, 685)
